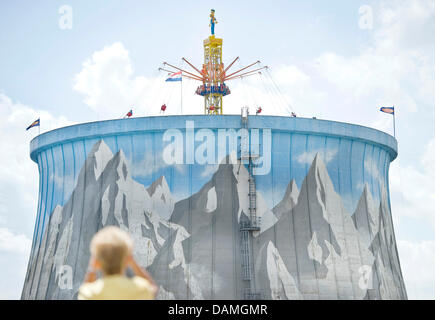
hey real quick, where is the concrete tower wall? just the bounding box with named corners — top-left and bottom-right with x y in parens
top-left (21, 115), bottom-right (406, 300)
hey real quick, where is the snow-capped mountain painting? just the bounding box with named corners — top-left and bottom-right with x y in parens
top-left (253, 154), bottom-right (405, 300)
top-left (22, 140), bottom-right (406, 300)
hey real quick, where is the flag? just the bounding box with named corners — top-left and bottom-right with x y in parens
top-left (380, 106), bottom-right (395, 115)
top-left (26, 118), bottom-right (40, 130)
top-left (166, 71), bottom-right (182, 82)
top-left (125, 109), bottom-right (133, 118)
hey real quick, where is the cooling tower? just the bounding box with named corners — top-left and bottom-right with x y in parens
top-left (21, 115), bottom-right (407, 300)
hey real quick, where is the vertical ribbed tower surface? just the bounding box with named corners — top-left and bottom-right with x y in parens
top-left (22, 115), bottom-right (407, 300)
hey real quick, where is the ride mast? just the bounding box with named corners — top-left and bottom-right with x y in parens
top-left (161, 9), bottom-right (267, 115)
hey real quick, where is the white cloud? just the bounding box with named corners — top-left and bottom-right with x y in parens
top-left (0, 92), bottom-right (71, 299)
top-left (316, 52), bottom-right (417, 114)
top-left (389, 139), bottom-right (435, 228)
top-left (305, 0), bottom-right (435, 131)
top-left (0, 235), bottom-right (31, 299)
top-left (388, 139), bottom-right (435, 299)
top-left (72, 41), bottom-right (326, 118)
top-left (0, 228), bottom-right (31, 255)
top-left (0, 93), bottom-right (71, 231)
top-left (398, 240), bottom-right (435, 299)
top-left (223, 64), bottom-right (325, 117)
top-left (68, 2), bottom-right (435, 124)
top-left (297, 149), bottom-right (337, 165)
top-left (376, 0), bottom-right (435, 52)
top-left (73, 42), bottom-right (204, 118)
top-left (74, 42), bottom-right (147, 117)
top-left (273, 64), bottom-right (311, 87)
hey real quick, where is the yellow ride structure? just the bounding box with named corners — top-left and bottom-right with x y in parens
top-left (161, 9), bottom-right (267, 115)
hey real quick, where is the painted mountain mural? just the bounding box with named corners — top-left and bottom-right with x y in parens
top-left (253, 155), bottom-right (406, 300)
top-left (22, 140), bottom-right (406, 300)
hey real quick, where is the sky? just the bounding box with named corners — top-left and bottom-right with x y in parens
top-left (1, 0), bottom-right (435, 299)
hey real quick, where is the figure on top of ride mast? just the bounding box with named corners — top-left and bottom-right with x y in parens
top-left (209, 9), bottom-right (217, 36)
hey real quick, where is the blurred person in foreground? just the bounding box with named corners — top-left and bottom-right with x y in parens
top-left (78, 226), bottom-right (158, 300)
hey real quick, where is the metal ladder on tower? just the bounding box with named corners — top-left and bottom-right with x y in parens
top-left (239, 107), bottom-right (262, 300)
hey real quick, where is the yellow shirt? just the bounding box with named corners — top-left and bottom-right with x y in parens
top-left (78, 275), bottom-right (155, 300)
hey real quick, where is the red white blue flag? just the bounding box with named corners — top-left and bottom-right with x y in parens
top-left (166, 71), bottom-right (182, 82)
top-left (26, 118), bottom-right (40, 130)
top-left (380, 106), bottom-right (394, 115)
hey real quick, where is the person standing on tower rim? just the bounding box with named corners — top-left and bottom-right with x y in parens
top-left (209, 9), bottom-right (217, 35)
